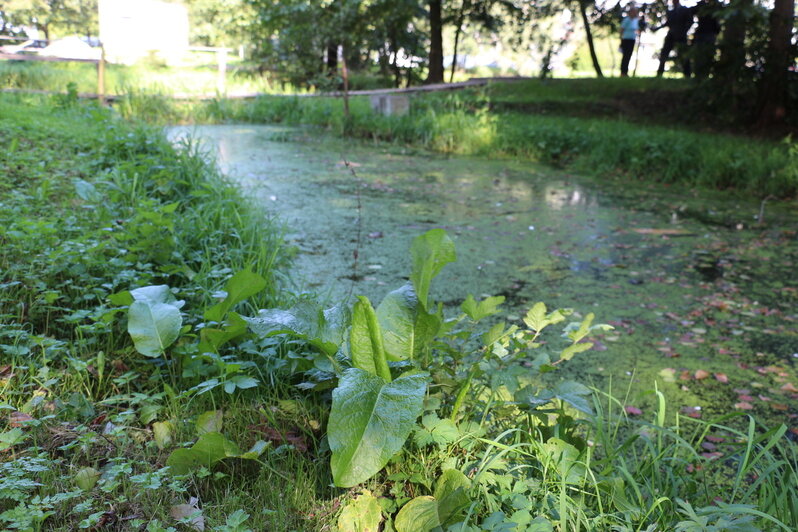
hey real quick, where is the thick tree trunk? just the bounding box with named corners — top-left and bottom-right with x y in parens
top-left (426, 0), bottom-right (444, 84)
top-left (757, 0), bottom-right (795, 127)
top-left (578, 1), bottom-right (603, 78)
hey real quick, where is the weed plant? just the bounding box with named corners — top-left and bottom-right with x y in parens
top-left (1, 94), bottom-right (796, 531)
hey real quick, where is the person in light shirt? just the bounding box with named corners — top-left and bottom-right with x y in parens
top-left (620, 5), bottom-right (641, 77)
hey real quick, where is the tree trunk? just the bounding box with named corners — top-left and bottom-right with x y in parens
top-left (450, 1), bottom-right (468, 83)
top-left (390, 38), bottom-right (402, 88)
top-left (578, 1), bottom-right (603, 77)
top-left (426, 0), bottom-right (444, 84)
top-left (716, 0), bottom-right (751, 80)
top-left (326, 42), bottom-right (338, 75)
top-left (757, 0), bottom-right (794, 127)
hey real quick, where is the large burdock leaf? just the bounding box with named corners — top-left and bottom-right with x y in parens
top-left (329, 369), bottom-right (428, 487)
top-left (246, 301), bottom-right (349, 356)
top-left (410, 229), bottom-right (456, 310)
top-left (376, 283), bottom-right (441, 362)
top-left (127, 285), bottom-right (183, 358)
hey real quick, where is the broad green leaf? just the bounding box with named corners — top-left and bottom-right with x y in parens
top-left (196, 410), bottom-right (224, 435)
top-left (376, 283), bottom-right (417, 361)
top-left (394, 496), bottom-right (440, 532)
top-left (351, 296), bottom-right (391, 382)
top-left (108, 290), bottom-right (133, 306)
top-left (329, 369), bottom-right (428, 487)
top-left (245, 301), bottom-right (349, 356)
top-left (73, 178), bottom-right (101, 202)
top-left (461, 294), bottom-right (505, 322)
top-left (153, 421), bottom-right (175, 449)
top-left (410, 229), bottom-right (456, 310)
top-left (205, 268), bottom-right (268, 322)
top-left (198, 311), bottom-right (248, 354)
top-left (166, 432), bottom-right (241, 475)
top-left (542, 437), bottom-right (586, 485)
top-left (224, 374), bottom-right (259, 394)
top-left (552, 381), bottom-right (594, 415)
top-left (376, 283), bottom-right (442, 362)
top-left (434, 469), bottom-right (471, 524)
top-left (130, 285), bottom-right (183, 307)
top-left (74, 467), bottom-right (101, 491)
top-left (337, 490), bottom-right (383, 532)
top-left (127, 299), bottom-right (182, 357)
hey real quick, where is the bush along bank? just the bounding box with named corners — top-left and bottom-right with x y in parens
top-left (190, 92), bottom-right (798, 198)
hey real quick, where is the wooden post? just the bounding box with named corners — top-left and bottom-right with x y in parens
top-left (217, 48), bottom-right (227, 95)
top-left (97, 45), bottom-right (106, 104)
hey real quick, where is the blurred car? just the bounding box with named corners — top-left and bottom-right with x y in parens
top-left (40, 36), bottom-right (101, 61)
top-left (1, 39), bottom-right (47, 54)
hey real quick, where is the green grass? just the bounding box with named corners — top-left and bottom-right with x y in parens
top-left (1, 93), bottom-right (796, 532)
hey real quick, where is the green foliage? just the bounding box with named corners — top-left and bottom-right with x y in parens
top-left (127, 285), bottom-right (184, 358)
top-left (2, 95), bottom-right (796, 531)
top-left (328, 370), bottom-right (428, 487)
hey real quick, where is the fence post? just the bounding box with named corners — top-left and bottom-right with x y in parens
top-left (97, 45), bottom-right (106, 104)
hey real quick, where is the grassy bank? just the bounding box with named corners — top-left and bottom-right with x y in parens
top-left (170, 88), bottom-right (796, 198)
top-left (2, 94), bottom-right (797, 531)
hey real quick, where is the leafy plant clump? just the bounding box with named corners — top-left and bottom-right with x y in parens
top-left (241, 229), bottom-right (797, 531)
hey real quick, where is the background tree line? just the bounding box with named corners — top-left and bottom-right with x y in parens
top-left (0, 0), bottom-right (793, 124)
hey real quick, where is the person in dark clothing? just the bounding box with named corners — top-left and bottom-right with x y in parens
top-left (620, 5), bottom-right (641, 77)
top-left (654, 0), bottom-right (694, 77)
top-left (691, 0), bottom-right (722, 78)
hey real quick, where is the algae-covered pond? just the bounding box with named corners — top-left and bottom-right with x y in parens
top-left (170, 125), bottom-right (798, 429)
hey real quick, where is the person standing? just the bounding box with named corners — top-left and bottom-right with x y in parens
top-left (620, 5), bottom-right (641, 77)
top-left (692, 0), bottom-right (722, 78)
top-left (654, 0), bottom-right (694, 77)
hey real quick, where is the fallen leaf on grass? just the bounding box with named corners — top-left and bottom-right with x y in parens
top-left (251, 424), bottom-right (309, 452)
top-left (781, 382), bottom-right (798, 393)
top-left (171, 499), bottom-right (205, 531)
top-left (681, 406), bottom-right (702, 419)
top-left (714, 373), bottom-right (728, 383)
top-left (624, 406), bottom-right (643, 416)
top-left (734, 402), bottom-right (754, 410)
top-left (9, 411), bottom-right (34, 427)
top-left (694, 369), bottom-right (710, 380)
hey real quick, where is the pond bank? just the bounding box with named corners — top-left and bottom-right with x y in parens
top-left (170, 124), bottom-right (798, 430)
